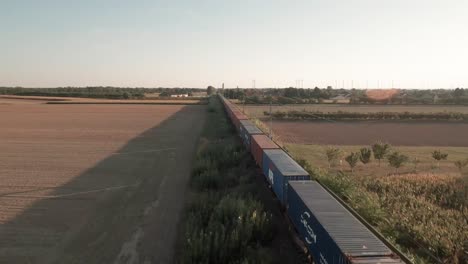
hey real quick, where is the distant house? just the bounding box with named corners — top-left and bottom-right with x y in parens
top-left (329, 94), bottom-right (351, 104)
top-left (170, 94), bottom-right (189, 98)
top-left (144, 92), bottom-right (161, 98)
top-left (190, 91), bottom-right (208, 97)
top-left (330, 94), bottom-right (350, 101)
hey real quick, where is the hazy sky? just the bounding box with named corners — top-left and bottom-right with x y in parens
top-left (1, 0), bottom-right (467, 88)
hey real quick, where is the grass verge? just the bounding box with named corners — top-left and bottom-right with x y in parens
top-left (175, 96), bottom-right (289, 264)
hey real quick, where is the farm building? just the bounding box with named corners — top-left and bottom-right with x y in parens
top-left (170, 94), bottom-right (189, 98)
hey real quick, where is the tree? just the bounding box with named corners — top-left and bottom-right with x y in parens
top-left (207, 86), bottom-right (216, 95)
top-left (359, 148), bottom-right (372, 164)
top-left (432, 150), bottom-right (448, 168)
top-left (454, 159), bottom-right (468, 172)
top-left (345, 152), bottom-right (360, 172)
top-left (325, 147), bottom-right (342, 169)
top-left (372, 141), bottom-right (391, 167)
top-left (387, 151), bottom-right (409, 174)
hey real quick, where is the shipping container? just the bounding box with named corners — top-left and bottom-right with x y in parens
top-left (239, 120), bottom-right (263, 148)
top-left (251, 135), bottom-right (279, 168)
top-left (232, 111), bottom-right (249, 131)
top-left (287, 181), bottom-right (402, 264)
top-left (262, 149), bottom-right (310, 204)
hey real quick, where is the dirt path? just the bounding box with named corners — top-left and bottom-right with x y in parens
top-left (0, 102), bottom-right (206, 264)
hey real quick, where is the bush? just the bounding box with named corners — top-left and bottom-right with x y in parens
top-left (454, 159), bottom-right (468, 172)
top-left (359, 148), bottom-right (372, 164)
top-left (372, 141), bottom-right (391, 167)
top-left (387, 151), bottom-right (409, 174)
top-left (345, 152), bottom-right (360, 172)
top-left (432, 150), bottom-right (448, 168)
top-left (325, 147), bottom-right (342, 168)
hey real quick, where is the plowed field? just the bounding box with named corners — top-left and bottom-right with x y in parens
top-left (271, 120), bottom-right (468, 146)
top-left (0, 99), bottom-right (206, 263)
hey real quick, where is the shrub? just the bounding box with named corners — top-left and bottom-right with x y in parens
top-left (387, 151), bottom-right (409, 173)
top-left (345, 152), bottom-right (360, 172)
top-left (432, 150), bottom-right (448, 168)
top-left (454, 159), bottom-right (468, 172)
top-left (325, 147), bottom-right (342, 168)
top-left (372, 141), bottom-right (391, 167)
top-left (359, 148), bottom-right (372, 164)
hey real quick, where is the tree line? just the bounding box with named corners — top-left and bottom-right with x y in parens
top-left (0, 87), bottom-right (206, 99)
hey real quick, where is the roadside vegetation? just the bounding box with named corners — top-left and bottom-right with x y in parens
top-left (286, 143), bottom-right (468, 263)
top-left (176, 97), bottom-right (294, 264)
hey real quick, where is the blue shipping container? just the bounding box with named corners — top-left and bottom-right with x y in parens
top-left (239, 120), bottom-right (263, 148)
top-left (262, 149), bottom-right (310, 204)
top-left (287, 181), bottom-right (399, 264)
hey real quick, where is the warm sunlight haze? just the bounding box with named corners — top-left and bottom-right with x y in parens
top-left (1, 0), bottom-right (467, 88)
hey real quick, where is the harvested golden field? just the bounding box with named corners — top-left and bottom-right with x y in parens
top-left (0, 99), bottom-right (206, 263)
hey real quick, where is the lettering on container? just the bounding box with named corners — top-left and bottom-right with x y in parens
top-left (300, 212), bottom-right (317, 244)
top-left (319, 253), bottom-right (329, 264)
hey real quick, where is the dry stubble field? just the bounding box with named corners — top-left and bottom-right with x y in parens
top-left (240, 104), bottom-right (468, 146)
top-left (241, 104), bottom-right (468, 118)
top-left (0, 99), bottom-right (206, 264)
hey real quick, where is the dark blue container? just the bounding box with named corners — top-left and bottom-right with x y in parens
top-left (287, 181), bottom-right (400, 264)
top-left (262, 149), bottom-right (310, 204)
top-left (239, 120), bottom-right (263, 148)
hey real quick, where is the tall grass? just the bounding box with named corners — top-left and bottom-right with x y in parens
top-left (292, 158), bottom-right (468, 264)
top-left (177, 96), bottom-right (275, 264)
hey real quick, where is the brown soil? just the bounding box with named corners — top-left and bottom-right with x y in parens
top-left (270, 120), bottom-right (468, 146)
top-left (0, 95), bottom-right (204, 105)
top-left (0, 99), bottom-right (206, 263)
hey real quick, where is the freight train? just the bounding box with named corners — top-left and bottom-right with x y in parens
top-left (219, 95), bottom-right (409, 264)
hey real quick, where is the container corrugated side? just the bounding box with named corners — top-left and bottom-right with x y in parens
top-left (251, 135), bottom-right (279, 168)
top-left (287, 181), bottom-right (399, 264)
top-left (262, 149), bottom-right (310, 204)
top-left (240, 126), bottom-right (263, 149)
top-left (232, 112), bottom-right (248, 131)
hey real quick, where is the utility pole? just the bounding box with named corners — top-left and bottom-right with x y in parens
top-left (269, 94), bottom-right (273, 139)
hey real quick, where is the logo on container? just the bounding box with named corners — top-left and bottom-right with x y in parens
top-left (268, 169), bottom-right (274, 184)
top-left (300, 212), bottom-right (317, 244)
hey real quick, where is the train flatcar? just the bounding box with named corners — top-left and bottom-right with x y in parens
top-left (262, 149), bottom-right (310, 204)
top-left (287, 181), bottom-right (403, 264)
